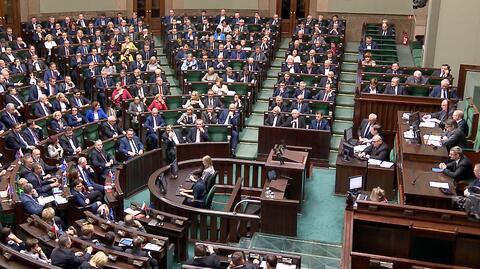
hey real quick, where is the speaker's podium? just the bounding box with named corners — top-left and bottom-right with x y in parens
top-left (261, 146), bottom-right (308, 236)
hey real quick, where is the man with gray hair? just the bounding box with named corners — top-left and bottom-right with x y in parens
top-left (452, 109), bottom-right (469, 136)
top-left (1, 103), bottom-right (20, 128)
top-left (265, 106), bottom-right (285, 127)
top-left (384, 77), bottom-right (405, 95)
top-left (360, 135), bottom-right (389, 161)
top-left (438, 146), bottom-right (474, 184)
top-left (77, 156), bottom-right (105, 192)
top-left (20, 183), bottom-right (44, 215)
top-left (406, 70), bottom-right (428, 85)
top-left (283, 109), bottom-right (306, 129)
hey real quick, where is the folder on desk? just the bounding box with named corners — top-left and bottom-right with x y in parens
top-left (429, 181), bottom-right (449, 188)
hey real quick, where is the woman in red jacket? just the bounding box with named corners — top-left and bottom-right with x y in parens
top-left (111, 82), bottom-right (133, 108)
top-left (148, 93), bottom-right (169, 111)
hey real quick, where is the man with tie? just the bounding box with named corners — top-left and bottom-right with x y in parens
top-left (119, 129), bottom-right (144, 160)
top-left (201, 105), bottom-right (219, 124)
top-left (27, 54), bottom-right (47, 74)
top-left (359, 135), bottom-right (389, 161)
top-left (59, 127), bottom-right (82, 156)
top-left (385, 62), bottom-right (403, 75)
top-left (95, 70), bottom-right (113, 108)
top-left (294, 81), bottom-right (312, 99)
top-left (25, 163), bottom-right (59, 197)
top-left (405, 70), bottom-right (429, 85)
top-left (187, 119), bottom-right (209, 143)
top-left (218, 104), bottom-right (241, 155)
top-left (43, 62), bottom-right (63, 83)
top-left (69, 90), bottom-right (90, 109)
top-left (291, 95), bottom-right (310, 114)
top-left (422, 99), bottom-right (452, 124)
top-left (5, 87), bottom-right (24, 110)
top-left (32, 148), bottom-right (57, 175)
top-left (77, 157), bottom-right (105, 193)
top-left (384, 77), bottom-right (405, 95)
top-left (86, 48), bottom-right (103, 64)
top-left (89, 140), bottom-right (115, 182)
top-left (264, 106), bottom-right (285, 127)
top-left (313, 83), bottom-right (336, 102)
top-left (438, 146), bottom-right (474, 185)
top-left (357, 113), bottom-right (378, 140)
top-left (245, 57), bottom-right (259, 72)
top-left (162, 125), bottom-right (186, 163)
top-left (378, 23), bottom-right (393, 36)
top-left (283, 109), bottom-right (306, 129)
top-left (144, 108), bottom-right (165, 149)
top-left (129, 54), bottom-right (146, 72)
top-left (150, 77), bottom-right (171, 96)
top-left (101, 116), bottom-right (125, 139)
top-left (432, 64), bottom-right (452, 78)
top-left (6, 124), bottom-right (35, 152)
top-left (66, 107), bottom-right (86, 127)
top-left (20, 183), bottom-right (46, 215)
top-left (309, 111), bottom-right (331, 131)
top-left (202, 90), bottom-right (224, 109)
top-left (33, 95), bottom-right (52, 118)
top-left (441, 119), bottom-right (467, 150)
top-left (429, 79), bottom-right (458, 99)
top-left (1, 103), bottom-right (20, 129)
top-left (23, 121), bottom-right (43, 146)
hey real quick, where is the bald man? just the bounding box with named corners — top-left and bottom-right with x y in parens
top-left (423, 99), bottom-right (452, 123)
top-left (360, 135), bottom-right (389, 161)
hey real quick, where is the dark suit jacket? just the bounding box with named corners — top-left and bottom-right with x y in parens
top-left (357, 119), bottom-right (376, 139)
top-left (20, 194), bottom-right (43, 215)
top-left (281, 64), bottom-right (300, 73)
top-left (50, 119), bottom-right (67, 133)
top-left (187, 127), bottom-right (209, 143)
top-left (202, 97), bottom-right (223, 109)
top-left (4, 94), bottom-right (24, 109)
top-left (28, 85), bottom-right (47, 102)
top-left (385, 69), bottom-right (403, 75)
top-left (429, 86), bottom-right (458, 99)
top-left (405, 76), bottom-right (429, 85)
top-left (443, 128), bottom-right (467, 150)
top-left (25, 172), bottom-right (53, 196)
top-left (457, 119), bottom-right (469, 136)
top-left (149, 83), bottom-right (171, 96)
top-left (200, 111), bottom-right (218, 124)
top-left (282, 116), bottom-right (306, 128)
top-left (290, 101), bottom-right (310, 114)
top-left (186, 254), bottom-right (221, 268)
top-left (384, 85), bottom-right (406, 95)
top-left (145, 115), bottom-right (166, 134)
top-left (264, 113), bottom-right (285, 127)
top-left (66, 113), bottom-right (87, 127)
top-left (59, 135), bottom-right (80, 156)
top-left (5, 131), bottom-right (28, 151)
top-left (22, 127), bottom-right (43, 146)
top-left (272, 87), bottom-right (293, 98)
top-left (430, 109), bottom-right (451, 122)
top-left (310, 119), bottom-right (331, 131)
top-left (443, 156), bottom-right (475, 182)
top-left (69, 96), bottom-right (91, 108)
top-left (1, 112), bottom-right (20, 129)
top-left (363, 143), bottom-right (389, 161)
top-left (162, 129), bottom-right (185, 152)
top-left (294, 89), bottom-right (312, 100)
top-left (118, 136), bottom-right (144, 157)
top-left (101, 122), bottom-right (124, 139)
top-left (33, 103), bottom-right (52, 118)
top-left (51, 247), bottom-right (91, 269)
top-left (90, 149), bottom-right (113, 173)
top-left (313, 90), bottom-right (335, 102)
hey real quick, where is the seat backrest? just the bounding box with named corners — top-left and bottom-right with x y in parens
top-left (206, 171), bottom-right (218, 194)
top-left (205, 185), bottom-right (216, 209)
top-left (84, 123), bottom-right (100, 142)
top-left (207, 125), bottom-right (230, 142)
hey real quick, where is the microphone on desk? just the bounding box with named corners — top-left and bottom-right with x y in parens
top-left (411, 171), bottom-right (433, 186)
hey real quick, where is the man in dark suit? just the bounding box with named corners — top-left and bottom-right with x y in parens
top-left (25, 163), bottom-right (59, 196)
top-left (1, 103), bottom-right (21, 129)
top-left (4, 88), bottom-right (24, 111)
top-left (144, 108), bottom-right (165, 149)
top-left (358, 36), bottom-right (379, 54)
top-left (453, 110), bottom-right (469, 136)
top-left (198, 54), bottom-right (213, 70)
top-left (290, 95), bottom-right (310, 114)
top-left (69, 90), bottom-right (90, 109)
top-left (202, 90), bottom-right (224, 109)
top-left (272, 82), bottom-right (293, 99)
top-left (214, 9), bottom-right (229, 24)
top-left (464, 164), bottom-right (480, 197)
top-left (56, 40), bottom-right (73, 59)
top-left (6, 124), bottom-right (34, 152)
top-left (385, 63), bottom-right (403, 75)
top-left (95, 71), bottom-right (114, 108)
top-left (357, 113), bottom-right (378, 140)
top-left (218, 104), bottom-right (241, 155)
top-left (283, 109), bottom-right (306, 129)
top-left (51, 234), bottom-right (92, 268)
top-left (441, 119), bottom-right (467, 150)
top-left (384, 77), bottom-right (406, 95)
top-left (59, 127), bottom-right (82, 156)
top-left (118, 128), bottom-right (145, 160)
top-left (23, 121), bottom-right (43, 146)
top-left (228, 251), bottom-right (259, 269)
top-left (28, 81), bottom-right (48, 102)
top-left (302, 60), bottom-right (318, 75)
top-left (20, 183), bottom-right (44, 215)
top-left (149, 77), bottom-right (171, 96)
top-left (429, 79), bottom-right (458, 99)
top-left (162, 125), bottom-right (185, 163)
top-left (10, 59), bottom-right (27, 74)
top-left (27, 54), bottom-right (47, 74)
top-left (185, 244), bottom-right (221, 268)
top-left (432, 64), bottom-right (452, 78)
top-left (423, 99), bottom-right (452, 123)
top-left (101, 116), bottom-right (125, 139)
top-left (309, 111), bottom-right (331, 131)
top-left (90, 140), bottom-right (115, 180)
top-left (31, 148), bottom-right (57, 175)
top-left (201, 105), bottom-right (219, 124)
top-left (438, 146), bottom-right (474, 184)
top-left (33, 95), bottom-right (53, 118)
top-left (187, 119), bottom-right (209, 143)
top-left (360, 135), bottom-right (389, 161)
top-left (281, 59), bottom-right (300, 73)
top-left (230, 45), bottom-right (247, 60)
top-left (313, 84), bottom-right (336, 102)
top-left (378, 23), bottom-right (394, 36)
top-left (405, 70), bottom-right (429, 85)
top-left (293, 82), bottom-right (312, 99)
top-left (264, 106), bottom-right (285, 127)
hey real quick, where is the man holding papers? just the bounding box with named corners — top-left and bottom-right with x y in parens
top-left (441, 119), bottom-right (467, 150)
top-left (422, 99), bottom-right (452, 123)
top-left (358, 135), bottom-right (389, 161)
top-left (438, 146), bottom-right (474, 184)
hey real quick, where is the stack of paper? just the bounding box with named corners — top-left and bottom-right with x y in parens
top-left (54, 194), bottom-right (67, 204)
top-left (143, 243), bottom-right (162, 251)
top-left (419, 121), bottom-right (436, 128)
top-left (124, 208), bottom-right (141, 216)
top-left (404, 130), bottom-right (415, 139)
top-left (37, 196), bottom-right (55, 206)
top-left (380, 161), bottom-right (394, 168)
top-left (429, 181), bottom-right (449, 188)
top-left (423, 134), bottom-right (442, 146)
top-left (368, 158), bottom-right (382, 165)
top-left (354, 144), bottom-right (368, 153)
top-left (424, 118), bottom-right (441, 124)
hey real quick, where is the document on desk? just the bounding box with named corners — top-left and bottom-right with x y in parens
top-left (430, 181), bottom-right (449, 188)
top-left (54, 194), bottom-right (68, 204)
top-left (424, 118), bottom-right (441, 124)
top-left (423, 134), bottom-right (441, 141)
top-left (143, 243), bottom-right (161, 252)
top-left (354, 144), bottom-right (368, 153)
top-left (368, 158), bottom-right (382, 165)
top-left (124, 208), bottom-right (141, 216)
top-left (404, 130), bottom-right (415, 139)
top-left (380, 161), bottom-right (394, 168)
top-left (37, 195), bottom-right (55, 206)
top-left (419, 121), bottom-right (436, 128)
top-left (277, 263), bottom-right (296, 269)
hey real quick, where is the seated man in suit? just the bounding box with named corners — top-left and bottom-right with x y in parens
top-left (101, 116), bottom-right (125, 139)
top-left (309, 111), bottom-right (330, 131)
top-left (51, 234), bottom-right (92, 268)
top-left (228, 251), bottom-right (259, 269)
top-left (358, 36), bottom-right (378, 55)
top-left (291, 95), bottom-right (310, 114)
top-left (187, 119), bottom-right (209, 143)
top-left (33, 95), bottom-right (53, 118)
top-left (201, 105), bottom-right (219, 125)
top-left (162, 125), bottom-right (185, 163)
top-left (360, 124), bottom-right (382, 144)
top-left (20, 183), bottom-right (46, 215)
top-left (90, 140), bottom-right (115, 182)
top-left (441, 119), bottom-right (467, 150)
top-left (66, 107), bottom-right (87, 127)
top-left (103, 231), bottom-right (123, 252)
top-left (384, 77), bottom-right (405, 95)
top-left (429, 79), bottom-right (457, 99)
top-left (186, 244), bottom-right (220, 268)
top-left (272, 82), bottom-right (293, 99)
top-left (69, 90), bottom-right (90, 108)
top-left (70, 178), bottom-right (104, 213)
top-left (125, 236), bottom-right (159, 269)
top-left (202, 90), bottom-right (224, 109)
top-left (318, 71), bottom-right (337, 88)
top-left (59, 127), bottom-right (82, 156)
top-left (318, 60), bottom-right (337, 76)
top-left (32, 148), bottom-right (57, 175)
top-left (422, 99), bottom-right (452, 123)
top-left (1, 103), bottom-right (21, 129)
top-left (378, 23), bottom-right (394, 36)
top-left (6, 123), bottom-right (35, 152)
top-left (385, 62), bottom-right (403, 75)
top-left (313, 83), bottom-right (336, 102)
top-left (357, 113), bottom-right (378, 141)
top-left (118, 214), bottom-right (147, 233)
top-left (218, 104), bottom-right (241, 155)
top-left (282, 109), bottom-right (306, 129)
top-left (432, 64), bottom-right (452, 78)
top-left (119, 128), bottom-right (145, 160)
top-left (26, 163), bottom-right (59, 196)
top-left (144, 108), bottom-right (165, 150)
top-left (463, 163), bottom-right (480, 197)
top-left (452, 110), bottom-right (469, 136)
top-left (438, 146), bottom-right (474, 185)
top-left (405, 70), bottom-right (429, 85)
top-left (264, 106), bottom-right (285, 127)
top-left (76, 157), bottom-right (104, 193)
top-left (359, 135), bottom-right (389, 161)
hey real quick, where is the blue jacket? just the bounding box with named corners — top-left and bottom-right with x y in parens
top-left (119, 136), bottom-right (144, 157)
top-left (310, 119), bottom-right (331, 131)
top-left (218, 109), bottom-right (240, 129)
top-left (144, 115), bottom-right (165, 134)
top-left (429, 86), bottom-right (458, 99)
top-left (85, 108), bottom-right (108, 122)
top-left (66, 113), bottom-right (86, 127)
top-left (20, 193), bottom-right (43, 215)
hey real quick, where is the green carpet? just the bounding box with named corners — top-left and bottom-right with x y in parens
top-left (338, 82), bottom-right (355, 94)
top-left (245, 114), bottom-right (265, 127)
top-left (336, 94), bottom-right (355, 106)
top-left (332, 120), bottom-right (353, 134)
top-left (297, 168), bottom-right (345, 245)
top-left (239, 127), bottom-right (259, 142)
top-left (235, 143), bottom-right (258, 160)
top-left (334, 106), bottom-right (354, 120)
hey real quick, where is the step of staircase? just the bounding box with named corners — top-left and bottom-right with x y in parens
top-left (239, 127), bottom-right (259, 143)
top-left (345, 42), bottom-right (360, 53)
top-left (330, 134), bottom-right (342, 151)
top-left (267, 68), bottom-right (281, 78)
top-left (329, 151), bottom-right (338, 167)
top-left (332, 120), bottom-right (353, 135)
top-left (343, 53), bottom-right (358, 63)
top-left (336, 94), bottom-right (355, 107)
top-left (334, 106), bottom-right (354, 121)
top-left (263, 80), bottom-right (277, 89)
top-left (341, 62), bottom-right (358, 72)
top-left (339, 72), bottom-right (357, 84)
top-left (245, 113), bottom-right (265, 127)
top-left (258, 90), bottom-right (273, 100)
top-left (252, 101), bottom-right (269, 114)
top-left (338, 82), bottom-right (356, 94)
top-left (236, 142), bottom-right (258, 160)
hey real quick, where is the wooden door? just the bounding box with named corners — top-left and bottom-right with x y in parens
top-left (134, 0), bottom-right (164, 32)
top-left (276, 0), bottom-right (309, 36)
top-left (0, 0), bottom-right (20, 34)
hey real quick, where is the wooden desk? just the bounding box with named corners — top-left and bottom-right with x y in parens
top-left (366, 164), bottom-right (395, 200)
top-left (176, 142), bottom-right (230, 162)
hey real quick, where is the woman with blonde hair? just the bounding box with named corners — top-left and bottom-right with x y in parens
top-left (182, 91), bottom-right (204, 109)
top-left (201, 67), bottom-right (219, 82)
top-left (79, 251), bottom-right (108, 268)
top-left (44, 34), bottom-right (57, 60)
top-left (370, 187), bottom-right (387, 203)
top-left (177, 106), bottom-right (197, 125)
top-left (146, 56), bottom-right (161, 72)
